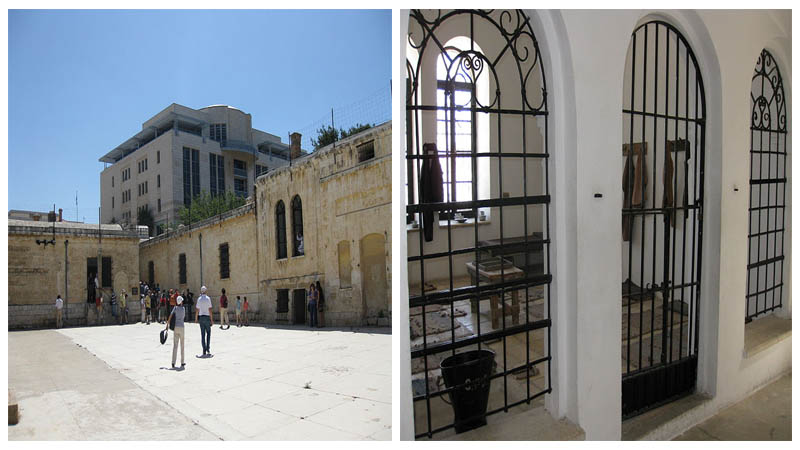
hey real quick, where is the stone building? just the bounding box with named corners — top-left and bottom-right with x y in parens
top-left (256, 121), bottom-right (392, 327)
top-left (99, 103), bottom-right (293, 230)
top-left (8, 219), bottom-right (142, 329)
top-left (138, 203), bottom-right (261, 321)
top-left (399, 9), bottom-right (791, 441)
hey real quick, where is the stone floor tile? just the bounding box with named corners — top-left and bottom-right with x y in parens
top-left (258, 389), bottom-right (354, 419)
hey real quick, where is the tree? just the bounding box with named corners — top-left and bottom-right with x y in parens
top-left (311, 123), bottom-right (374, 150)
top-left (137, 205), bottom-right (154, 237)
top-left (177, 190), bottom-right (247, 225)
top-left (311, 125), bottom-right (339, 150)
top-left (341, 123), bottom-right (372, 139)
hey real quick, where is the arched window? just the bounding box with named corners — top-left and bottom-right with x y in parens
top-left (435, 37), bottom-right (490, 215)
top-left (275, 200), bottom-right (287, 259)
top-left (291, 195), bottom-right (304, 256)
top-left (406, 9), bottom-right (551, 438)
top-left (746, 49), bottom-right (788, 322)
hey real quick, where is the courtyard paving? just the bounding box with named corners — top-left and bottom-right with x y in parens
top-left (8, 322), bottom-right (391, 440)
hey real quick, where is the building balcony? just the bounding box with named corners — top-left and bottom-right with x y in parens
top-left (220, 140), bottom-right (256, 154)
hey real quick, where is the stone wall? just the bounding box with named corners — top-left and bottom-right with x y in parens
top-left (8, 220), bottom-right (141, 329)
top-left (138, 203), bottom-right (262, 321)
top-left (256, 121), bottom-right (392, 326)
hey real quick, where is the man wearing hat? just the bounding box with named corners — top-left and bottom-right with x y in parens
top-left (195, 286), bottom-right (214, 357)
top-left (166, 293), bottom-right (186, 369)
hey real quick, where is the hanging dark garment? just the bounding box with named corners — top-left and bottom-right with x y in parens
top-left (663, 143), bottom-right (675, 226)
top-left (622, 154), bottom-right (634, 241)
top-left (622, 144), bottom-right (647, 241)
top-left (419, 143), bottom-right (444, 242)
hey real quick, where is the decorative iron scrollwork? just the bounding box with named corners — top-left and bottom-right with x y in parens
top-left (406, 9), bottom-right (547, 113)
top-left (751, 49), bottom-right (786, 132)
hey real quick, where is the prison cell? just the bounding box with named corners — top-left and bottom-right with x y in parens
top-left (746, 49), bottom-right (787, 322)
top-left (620, 21), bottom-right (706, 418)
top-left (406, 9), bottom-right (552, 438)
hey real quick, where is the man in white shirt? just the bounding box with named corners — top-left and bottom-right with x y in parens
top-left (55, 295), bottom-right (64, 329)
top-left (194, 286), bottom-right (214, 357)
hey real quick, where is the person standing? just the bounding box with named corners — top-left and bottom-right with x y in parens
top-left (166, 294), bottom-right (186, 369)
top-left (159, 291), bottom-right (168, 324)
top-left (243, 297), bottom-right (249, 326)
top-left (95, 274), bottom-right (103, 325)
top-left (185, 290), bottom-right (194, 319)
top-left (315, 281), bottom-right (325, 328)
top-left (307, 283), bottom-right (318, 328)
top-left (219, 289), bottom-right (229, 330)
top-left (150, 291), bottom-right (158, 325)
top-left (55, 294), bottom-right (64, 329)
top-left (110, 291), bottom-right (118, 323)
top-left (119, 289), bottom-right (128, 325)
top-left (195, 286), bottom-right (214, 356)
top-left (235, 296), bottom-right (243, 327)
top-left (141, 294), bottom-right (147, 324)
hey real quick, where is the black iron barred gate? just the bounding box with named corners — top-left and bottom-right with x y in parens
top-left (621, 21), bottom-right (706, 418)
top-left (406, 9), bottom-right (552, 438)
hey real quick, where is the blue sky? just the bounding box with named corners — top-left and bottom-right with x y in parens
top-left (8, 9), bottom-right (391, 221)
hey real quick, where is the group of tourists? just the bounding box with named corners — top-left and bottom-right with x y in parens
top-left (54, 278), bottom-right (327, 369)
top-left (217, 288), bottom-right (251, 329)
top-left (137, 282), bottom-right (197, 326)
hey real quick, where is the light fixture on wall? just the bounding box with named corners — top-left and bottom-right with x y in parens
top-left (36, 203), bottom-right (57, 247)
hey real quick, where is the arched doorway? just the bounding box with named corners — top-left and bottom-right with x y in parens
top-left (360, 233), bottom-right (388, 321)
top-left (620, 20), bottom-right (707, 418)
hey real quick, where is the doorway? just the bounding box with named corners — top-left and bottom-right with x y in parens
top-left (620, 20), bottom-right (706, 418)
top-left (86, 257), bottom-right (97, 303)
top-left (360, 233), bottom-right (388, 320)
top-left (292, 289), bottom-right (306, 325)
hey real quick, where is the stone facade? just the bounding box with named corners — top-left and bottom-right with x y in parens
top-left (138, 203), bottom-right (261, 321)
top-left (10, 123), bottom-right (391, 330)
top-left (256, 121), bottom-right (392, 327)
top-left (8, 220), bottom-right (142, 329)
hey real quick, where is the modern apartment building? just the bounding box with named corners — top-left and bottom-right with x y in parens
top-left (99, 103), bottom-right (294, 230)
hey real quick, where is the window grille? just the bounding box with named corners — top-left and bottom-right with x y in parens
top-left (357, 141), bottom-right (375, 163)
top-left (219, 243), bottom-right (230, 279)
top-left (276, 200), bottom-right (287, 259)
top-left (406, 9), bottom-right (552, 438)
top-left (746, 49), bottom-right (787, 322)
top-left (276, 289), bottom-right (289, 313)
top-left (291, 195), bottom-right (304, 256)
top-left (179, 253), bottom-right (187, 285)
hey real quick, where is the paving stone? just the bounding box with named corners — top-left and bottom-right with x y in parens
top-left (9, 324), bottom-right (389, 440)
